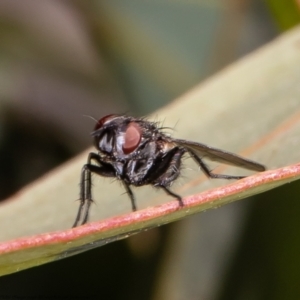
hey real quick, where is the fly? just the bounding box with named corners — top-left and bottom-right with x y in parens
top-left (72, 114), bottom-right (265, 227)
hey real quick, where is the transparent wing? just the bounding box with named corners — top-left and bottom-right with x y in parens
top-left (173, 138), bottom-right (265, 172)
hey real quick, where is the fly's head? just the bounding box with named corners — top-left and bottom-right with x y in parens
top-left (92, 114), bottom-right (166, 161)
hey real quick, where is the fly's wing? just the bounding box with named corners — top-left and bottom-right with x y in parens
top-left (173, 138), bottom-right (265, 172)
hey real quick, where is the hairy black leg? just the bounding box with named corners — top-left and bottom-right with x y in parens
top-left (72, 165), bottom-right (89, 228)
top-left (187, 150), bottom-right (245, 180)
top-left (149, 148), bottom-right (185, 208)
top-left (72, 153), bottom-right (115, 228)
top-left (122, 181), bottom-right (137, 211)
top-left (145, 147), bottom-right (185, 186)
top-left (159, 185), bottom-right (184, 207)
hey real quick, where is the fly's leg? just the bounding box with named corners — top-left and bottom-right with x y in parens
top-left (72, 153), bottom-right (115, 228)
top-left (155, 148), bottom-right (185, 207)
top-left (159, 186), bottom-right (184, 207)
top-left (122, 181), bottom-right (137, 211)
top-left (188, 149), bottom-right (245, 180)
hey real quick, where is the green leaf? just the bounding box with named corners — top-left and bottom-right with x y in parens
top-left (1, 25), bottom-right (300, 276)
top-left (0, 163), bottom-right (300, 276)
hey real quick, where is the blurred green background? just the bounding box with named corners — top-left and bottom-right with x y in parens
top-left (0, 0), bottom-right (299, 299)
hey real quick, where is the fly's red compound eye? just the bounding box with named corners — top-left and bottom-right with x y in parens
top-left (122, 122), bottom-right (142, 154)
top-left (94, 114), bottom-right (119, 130)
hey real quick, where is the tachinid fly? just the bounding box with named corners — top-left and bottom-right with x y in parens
top-left (73, 114), bottom-right (265, 227)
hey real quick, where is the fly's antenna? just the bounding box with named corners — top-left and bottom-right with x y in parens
top-left (82, 115), bottom-right (98, 123)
